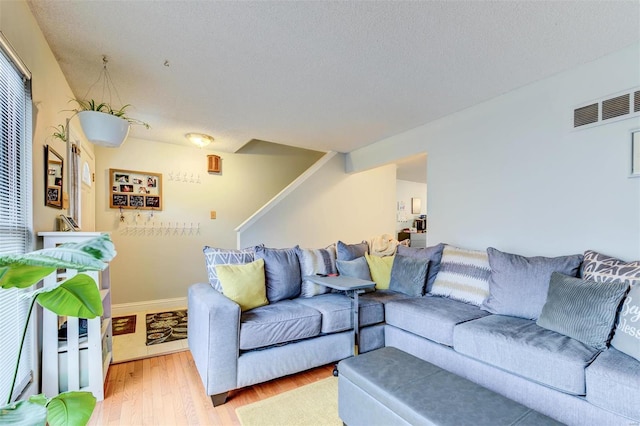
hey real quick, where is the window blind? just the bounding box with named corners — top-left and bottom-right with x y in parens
top-left (0, 33), bottom-right (33, 404)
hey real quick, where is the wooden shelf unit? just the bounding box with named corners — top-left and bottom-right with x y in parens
top-left (38, 232), bottom-right (113, 401)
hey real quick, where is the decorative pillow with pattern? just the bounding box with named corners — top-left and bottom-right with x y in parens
top-left (611, 284), bottom-right (640, 361)
top-left (203, 246), bottom-right (255, 292)
top-left (581, 250), bottom-right (640, 286)
top-left (296, 245), bottom-right (337, 298)
top-left (431, 245), bottom-right (491, 306)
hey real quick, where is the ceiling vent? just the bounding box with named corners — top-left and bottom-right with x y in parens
top-left (573, 87), bottom-right (640, 130)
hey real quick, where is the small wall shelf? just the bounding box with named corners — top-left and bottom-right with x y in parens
top-left (38, 232), bottom-right (113, 401)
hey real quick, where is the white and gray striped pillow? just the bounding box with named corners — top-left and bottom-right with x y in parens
top-left (430, 245), bottom-right (491, 306)
top-left (203, 246), bottom-right (255, 292)
top-left (296, 245), bottom-right (337, 298)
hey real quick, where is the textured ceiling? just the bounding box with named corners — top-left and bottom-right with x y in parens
top-left (28, 1), bottom-right (640, 155)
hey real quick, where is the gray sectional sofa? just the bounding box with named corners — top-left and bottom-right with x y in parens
top-left (188, 241), bottom-right (640, 425)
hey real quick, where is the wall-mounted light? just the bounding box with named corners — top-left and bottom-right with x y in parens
top-left (186, 132), bottom-right (214, 148)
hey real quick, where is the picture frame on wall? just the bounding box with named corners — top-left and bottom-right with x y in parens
top-left (109, 168), bottom-right (163, 210)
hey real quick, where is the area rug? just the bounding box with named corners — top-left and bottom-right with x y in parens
top-left (235, 377), bottom-right (340, 426)
top-left (112, 314), bottom-right (136, 336)
top-left (145, 310), bottom-right (188, 346)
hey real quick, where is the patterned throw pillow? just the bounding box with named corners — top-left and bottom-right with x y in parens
top-left (581, 250), bottom-right (640, 286)
top-left (431, 245), bottom-right (491, 306)
top-left (296, 245), bottom-right (337, 298)
top-left (203, 246), bottom-right (255, 292)
top-left (537, 273), bottom-right (629, 350)
top-left (611, 284), bottom-right (640, 361)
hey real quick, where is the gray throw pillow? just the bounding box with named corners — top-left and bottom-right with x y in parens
top-left (254, 246), bottom-right (301, 302)
top-left (336, 256), bottom-right (372, 281)
top-left (389, 255), bottom-right (429, 297)
top-left (537, 272), bottom-right (629, 350)
top-left (336, 240), bottom-right (368, 261)
top-left (397, 243), bottom-right (445, 293)
top-left (610, 284), bottom-right (640, 361)
top-left (482, 247), bottom-right (583, 320)
top-left (203, 246), bottom-right (255, 292)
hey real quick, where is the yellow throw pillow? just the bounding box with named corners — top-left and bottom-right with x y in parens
top-left (365, 253), bottom-right (395, 290)
top-left (217, 258), bottom-right (268, 311)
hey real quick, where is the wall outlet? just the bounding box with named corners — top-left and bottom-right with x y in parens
top-left (210, 211), bottom-right (216, 219)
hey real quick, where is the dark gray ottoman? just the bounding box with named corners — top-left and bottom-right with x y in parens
top-left (338, 347), bottom-right (563, 426)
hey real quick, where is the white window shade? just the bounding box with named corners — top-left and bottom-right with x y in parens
top-left (0, 31), bottom-right (34, 404)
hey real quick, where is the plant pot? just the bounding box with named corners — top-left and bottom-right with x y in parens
top-left (77, 111), bottom-right (130, 148)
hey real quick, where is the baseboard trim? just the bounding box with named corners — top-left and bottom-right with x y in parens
top-left (112, 297), bottom-right (187, 316)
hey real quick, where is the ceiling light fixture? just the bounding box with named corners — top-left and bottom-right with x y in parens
top-left (186, 133), bottom-right (214, 148)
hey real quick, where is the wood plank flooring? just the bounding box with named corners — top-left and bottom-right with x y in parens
top-left (88, 351), bottom-right (334, 426)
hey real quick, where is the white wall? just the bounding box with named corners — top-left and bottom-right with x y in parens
top-left (239, 154), bottom-right (397, 249)
top-left (348, 43), bottom-right (640, 260)
top-left (396, 179), bottom-right (427, 232)
top-left (95, 138), bottom-right (323, 304)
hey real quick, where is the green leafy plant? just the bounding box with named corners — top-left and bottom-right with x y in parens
top-left (0, 234), bottom-right (116, 426)
top-left (70, 99), bottom-right (150, 129)
top-left (51, 124), bottom-right (67, 143)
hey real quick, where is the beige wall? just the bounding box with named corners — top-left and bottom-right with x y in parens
top-left (239, 154), bottom-right (397, 249)
top-left (95, 137), bottom-right (323, 304)
top-left (0, 0), bottom-right (80, 238)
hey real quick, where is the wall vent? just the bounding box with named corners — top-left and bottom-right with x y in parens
top-left (573, 87), bottom-right (640, 129)
top-left (574, 103), bottom-right (598, 127)
top-left (602, 94), bottom-right (630, 120)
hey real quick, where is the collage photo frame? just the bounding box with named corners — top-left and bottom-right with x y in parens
top-left (109, 168), bottom-right (163, 210)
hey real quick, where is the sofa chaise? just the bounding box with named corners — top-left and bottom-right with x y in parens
top-left (187, 240), bottom-right (640, 426)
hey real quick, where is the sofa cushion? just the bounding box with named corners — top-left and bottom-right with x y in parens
top-left (389, 254), bottom-right (429, 297)
top-left (203, 246), bottom-right (255, 292)
top-left (397, 243), bottom-right (445, 293)
top-left (482, 247), bottom-right (583, 320)
top-left (239, 299), bottom-right (321, 350)
top-left (585, 348), bottom-right (640, 421)
top-left (365, 254), bottom-right (395, 290)
top-left (611, 284), bottom-right (640, 361)
top-left (294, 293), bottom-right (384, 333)
top-left (360, 289), bottom-right (413, 305)
top-left (217, 259), bottom-right (269, 311)
top-left (254, 246), bottom-right (301, 302)
top-left (385, 296), bottom-right (490, 346)
top-left (581, 250), bottom-right (640, 286)
top-left (336, 256), bottom-right (372, 281)
top-left (453, 315), bottom-right (600, 395)
top-left (537, 272), bottom-right (629, 350)
top-left (296, 246), bottom-right (337, 298)
top-left (337, 240), bottom-right (368, 261)
top-left (430, 245), bottom-right (491, 306)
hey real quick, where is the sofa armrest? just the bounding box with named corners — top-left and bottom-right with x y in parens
top-left (188, 283), bottom-right (240, 396)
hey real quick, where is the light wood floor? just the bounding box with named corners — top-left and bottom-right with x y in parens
top-left (88, 351), bottom-right (334, 426)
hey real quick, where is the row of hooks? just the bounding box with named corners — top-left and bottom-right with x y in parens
top-left (167, 171), bottom-right (202, 184)
top-left (117, 221), bottom-right (202, 236)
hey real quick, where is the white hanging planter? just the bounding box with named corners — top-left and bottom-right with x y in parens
top-left (78, 111), bottom-right (130, 148)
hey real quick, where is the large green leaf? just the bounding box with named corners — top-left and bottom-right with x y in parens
top-left (46, 392), bottom-right (95, 426)
top-left (35, 274), bottom-right (103, 318)
top-left (0, 400), bottom-right (47, 426)
top-left (0, 264), bottom-right (56, 289)
top-left (0, 234), bottom-right (116, 273)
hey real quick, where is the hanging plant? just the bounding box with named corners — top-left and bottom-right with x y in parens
top-left (51, 124), bottom-right (67, 142)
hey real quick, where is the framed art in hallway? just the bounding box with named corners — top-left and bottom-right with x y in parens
top-left (109, 168), bottom-right (163, 210)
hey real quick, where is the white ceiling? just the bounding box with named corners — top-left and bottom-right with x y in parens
top-left (28, 1), bottom-right (640, 156)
